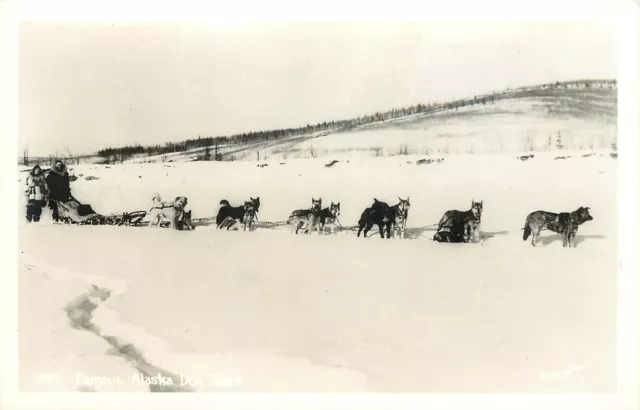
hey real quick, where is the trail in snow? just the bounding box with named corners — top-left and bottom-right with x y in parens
top-left (20, 255), bottom-right (192, 392)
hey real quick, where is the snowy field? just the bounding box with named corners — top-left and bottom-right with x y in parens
top-left (17, 150), bottom-right (617, 393)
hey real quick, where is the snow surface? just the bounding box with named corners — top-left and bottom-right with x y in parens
top-left (18, 151), bottom-right (617, 392)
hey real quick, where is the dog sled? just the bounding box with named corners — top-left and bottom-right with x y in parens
top-left (51, 198), bottom-right (147, 226)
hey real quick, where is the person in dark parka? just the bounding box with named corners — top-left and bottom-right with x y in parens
top-left (45, 160), bottom-right (72, 222)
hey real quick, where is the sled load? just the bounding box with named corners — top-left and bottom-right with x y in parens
top-left (51, 198), bottom-right (147, 226)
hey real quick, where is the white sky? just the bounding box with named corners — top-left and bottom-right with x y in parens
top-left (19, 21), bottom-right (617, 156)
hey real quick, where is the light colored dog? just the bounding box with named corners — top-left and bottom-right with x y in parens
top-left (148, 193), bottom-right (190, 230)
top-left (288, 197), bottom-right (322, 235)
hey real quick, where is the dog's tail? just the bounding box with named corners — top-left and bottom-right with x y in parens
top-left (219, 199), bottom-right (230, 208)
top-left (522, 222), bottom-right (531, 241)
top-left (215, 210), bottom-right (226, 227)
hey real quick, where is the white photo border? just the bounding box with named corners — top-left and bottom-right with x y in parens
top-left (1, 0), bottom-right (637, 409)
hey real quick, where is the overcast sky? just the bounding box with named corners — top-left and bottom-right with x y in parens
top-left (19, 22), bottom-right (616, 156)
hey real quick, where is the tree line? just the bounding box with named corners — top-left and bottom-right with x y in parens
top-left (96, 79), bottom-right (617, 162)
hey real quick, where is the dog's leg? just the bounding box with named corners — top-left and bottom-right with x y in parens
top-left (473, 225), bottom-right (480, 243)
top-left (376, 223), bottom-right (384, 238)
top-left (531, 226), bottom-right (540, 247)
top-left (153, 213), bottom-right (163, 228)
top-left (148, 211), bottom-right (158, 228)
top-left (170, 213), bottom-right (179, 230)
top-left (307, 217), bottom-right (314, 235)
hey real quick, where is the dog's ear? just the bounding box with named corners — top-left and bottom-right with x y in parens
top-left (374, 198), bottom-right (379, 203)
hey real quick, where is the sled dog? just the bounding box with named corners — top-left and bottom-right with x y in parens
top-left (522, 207), bottom-right (593, 247)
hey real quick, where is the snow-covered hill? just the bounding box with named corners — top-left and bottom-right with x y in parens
top-left (98, 85), bottom-right (616, 164)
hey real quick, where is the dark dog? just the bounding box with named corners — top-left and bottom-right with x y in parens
top-left (319, 202), bottom-right (341, 233)
top-left (177, 210), bottom-right (194, 231)
top-left (433, 230), bottom-right (467, 243)
top-left (357, 197), bottom-right (410, 239)
top-left (216, 197), bottom-right (260, 231)
top-left (522, 207), bottom-right (593, 247)
top-left (434, 200), bottom-right (483, 243)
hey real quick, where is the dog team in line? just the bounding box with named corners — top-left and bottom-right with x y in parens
top-left (213, 195), bottom-right (594, 248)
top-left (25, 161), bottom-right (594, 247)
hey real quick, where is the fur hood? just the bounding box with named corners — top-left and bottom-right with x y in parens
top-left (49, 163), bottom-right (68, 176)
top-left (26, 166), bottom-right (48, 200)
top-left (28, 165), bottom-right (45, 178)
top-left (27, 173), bottom-right (46, 184)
